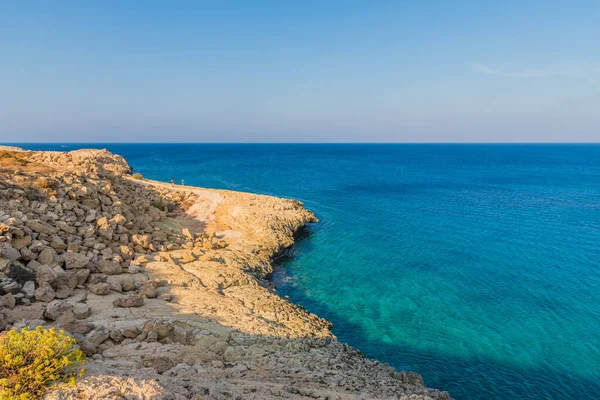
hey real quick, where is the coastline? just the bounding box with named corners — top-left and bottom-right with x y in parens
top-left (0, 146), bottom-right (450, 399)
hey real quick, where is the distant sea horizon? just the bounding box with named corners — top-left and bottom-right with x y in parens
top-left (9, 143), bottom-right (600, 400)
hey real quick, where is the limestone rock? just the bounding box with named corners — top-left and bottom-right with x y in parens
top-left (62, 252), bottom-right (89, 269)
top-left (1, 245), bottom-right (21, 263)
top-left (121, 325), bottom-right (140, 338)
top-left (25, 219), bottom-right (58, 235)
top-left (96, 260), bottom-right (122, 275)
top-left (142, 320), bottom-right (173, 340)
top-left (37, 247), bottom-right (56, 265)
top-left (73, 303), bottom-right (91, 319)
top-left (50, 236), bottom-right (67, 252)
top-left (75, 268), bottom-right (91, 286)
top-left (0, 258), bottom-right (8, 272)
top-left (88, 282), bottom-right (110, 295)
top-left (139, 282), bottom-right (158, 299)
top-left (21, 281), bottom-right (35, 298)
top-left (154, 356), bottom-right (175, 374)
top-left (107, 280), bottom-right (123, 293)
top-left (36, 264), bottom-right (57, 286)
top-left (35, 282), bottom-right (56, 303)
top-left (20, 247), bottom-right (36, 262)
top-left (0, 293), bottom-right (16, 310)
top-left (44, 300), bottom-right (73, 320)
top-left (113, 293), bottom-right (144, 308)
top-left (131, 234), bottom-right (151, 248)
top-left (11, 235), bottom-right (32, 250)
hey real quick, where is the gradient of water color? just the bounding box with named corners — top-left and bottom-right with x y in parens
top-left (15, 143), bottom-right (600, 399)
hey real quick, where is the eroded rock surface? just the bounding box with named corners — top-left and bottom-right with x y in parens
top-left (0, 146), bottom-right (450, 399)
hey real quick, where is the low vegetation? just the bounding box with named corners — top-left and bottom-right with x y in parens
top-left (0, 151), bottom-right (28, 166)
top-left (0, 327), bottom-right (86, 399)
top-left (132, 172), bottom-right (144, 180)
top-left (33, 176), bottom-right (52, 189)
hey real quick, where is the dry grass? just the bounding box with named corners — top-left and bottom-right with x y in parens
top-left (0, 151), bottom-right (28, 166)
top-left (33, 176), bottom-right (52, 189)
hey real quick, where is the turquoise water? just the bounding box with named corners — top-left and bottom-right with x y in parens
top-left (15, 144), bottom-right (600, 399)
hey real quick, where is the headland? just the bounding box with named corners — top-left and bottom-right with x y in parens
top-left (0, 146), bottom-right (450, 399)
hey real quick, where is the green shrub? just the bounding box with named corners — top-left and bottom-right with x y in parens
top-left (132, 172), bottom-right (143, 180)
top-left (0, 326), bottom-right (86, 400)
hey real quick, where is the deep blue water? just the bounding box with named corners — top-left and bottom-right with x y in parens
top-left (12, 143), bottom-right (600, 400)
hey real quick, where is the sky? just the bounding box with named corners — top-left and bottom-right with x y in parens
top-left (1, 0), bottom-right (599, 143)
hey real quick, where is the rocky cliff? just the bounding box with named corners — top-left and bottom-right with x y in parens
top-left (0, 146), bottom-right (451, 400)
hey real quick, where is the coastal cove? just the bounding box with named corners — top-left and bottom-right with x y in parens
top-left (13, 143), bottom-right (600, 400)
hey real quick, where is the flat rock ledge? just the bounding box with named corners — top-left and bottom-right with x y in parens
top-left (0, 145), bottom-right (451, 400)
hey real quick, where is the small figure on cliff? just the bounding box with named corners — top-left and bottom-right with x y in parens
top-left (181, 179), bottom-right (185, 186)
top-left (171, 177), bottom-right (174, 186)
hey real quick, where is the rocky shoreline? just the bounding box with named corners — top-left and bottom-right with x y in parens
top-left (0, 146), bottom-right (451, 399)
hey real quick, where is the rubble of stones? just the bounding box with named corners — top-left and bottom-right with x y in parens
top-left (0, 150), bottom-right (227, 355)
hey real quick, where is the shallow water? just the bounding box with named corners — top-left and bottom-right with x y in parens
top-left (16, 143), bottom-right (600, 399)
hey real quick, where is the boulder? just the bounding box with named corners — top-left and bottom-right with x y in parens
top-left (86, 327), bottom-right (110, 347)
top-left (131, 234), bottom-right (151, 248)
top-left (36, 264), bottom-right (57, 286)
top-left (109, 329), bottom-right (124, 344)
top-left (128, 264), bottom-right (142, 274)
top-left (88, 282), bottom-right (110, 295)
top-left (78, 339), bottom-right (97, 356)
top-left (1, 281), bottom-right (20, 294)
top-left (0, 293), bottom-right (16, 310)
top-left (37, 247), bottom-right (56, 265)
top-left (112, 293), bottom-right (144, 308)
top-left (50, 236), bottom-right (67, 252)
top-left (62, 252), bottom-right (89, 269)
top-left (1, 245), bottom-right (21, 263)
top-left (44, 300), bottom-right (73, 320)
top-left (143, 320), bottom-right (174, 340)
top-left (20, 247), bottom-right (36, 262)
top-left (26, 259), bottom-right (42, 271)
top-left (96, 260), bottom-right (122, 275)
top-left (119, 277), bottom-right (136, 292)
top-left (35, 282), bottom-right (56, 303)
top-left (25, 220), bottom-right (58, 235)
top-left (139, 282), bottom-right (158, 299)
top-left (154, 356), bottom-right (175, 374)
top-left (75, 269), bottom-right (91, 286)
top-left (0, 258), bottom-right (9, 273)
top-left (11, 236), bottom-right (32, 250)
top-left (110, 214), bottom-right (127, 225)
top-left (98, 226), bottom-right (114, 240)
top-left (172, 326), bottom-right (193, 345)
top-left (107, 280), bottom-right (123, 293)
top-left (63, 320), bottom-right (94, 335)
top-left (54, 271), bottom-right (78, 299)
top-left (87, 274), bottom-right (107, 285)
top-left (119, 245), bottom-right (135, 260)
top-left (121, 325), bottom-right (140, 338)
top-left (21, 281), bottom-right (35, 299)
top-left (73, 303), bottom-right (91, 319)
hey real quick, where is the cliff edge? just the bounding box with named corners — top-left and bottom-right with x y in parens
top-left (0, 146), bottom-right (451, 399)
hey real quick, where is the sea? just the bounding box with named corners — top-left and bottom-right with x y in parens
top-left (12, 143), bottom-right (600, 400)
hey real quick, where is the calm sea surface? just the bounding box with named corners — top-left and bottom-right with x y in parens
top-left (14, 143), bottom-right (600, 399)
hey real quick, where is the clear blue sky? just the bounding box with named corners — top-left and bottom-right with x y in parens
top-left (1, 1), bottom-right (599, 143)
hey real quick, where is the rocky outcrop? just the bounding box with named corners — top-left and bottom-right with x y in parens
top-left (0, 147), bottom-right (451, 399)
